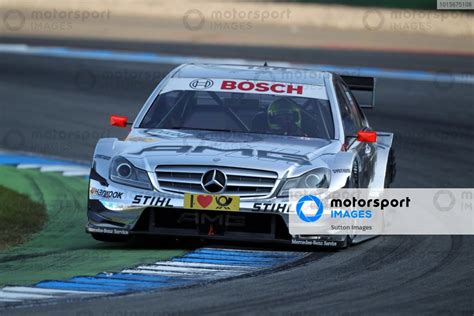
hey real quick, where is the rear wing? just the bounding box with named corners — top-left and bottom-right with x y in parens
top-left (341, 75), bottom-right (376, 109)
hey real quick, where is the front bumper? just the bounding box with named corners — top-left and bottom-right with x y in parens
top-left (87, 178), bottom-right (348, 248)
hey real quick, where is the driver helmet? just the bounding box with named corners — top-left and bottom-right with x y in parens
top-left (267, 98), bottom-right (302, 132)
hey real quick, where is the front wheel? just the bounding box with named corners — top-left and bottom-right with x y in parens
top-left (339, 235), bottom-right (353, 249)
top-left (384, 148), bottom-right (397, 188)
top-left (345, 159), bottom-right (360, 188)
top-left (342, 160), bottom-right (360, 246)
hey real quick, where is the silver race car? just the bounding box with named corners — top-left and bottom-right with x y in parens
top-left (87, 64), bottom-right (396, 248)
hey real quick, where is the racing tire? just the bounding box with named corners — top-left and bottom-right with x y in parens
top-left (384, 148), bottom-right (397, 188)
top-left (341, 160), bottom-right (360, 247)
top-left (339, 235), bottom-right (353, 249)
top-left (91, 233), bottom-right (130, 243)
top-left (344, 159), bottom-right (360, 189)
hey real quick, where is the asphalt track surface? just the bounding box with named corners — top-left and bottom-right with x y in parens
top-left (0, 38), bottom-right (473, 315)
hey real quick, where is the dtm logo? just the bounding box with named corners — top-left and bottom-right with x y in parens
top-left (189, 79), bottom-right (214, 90)
top-left (296, 195), bottom-right (324, 222)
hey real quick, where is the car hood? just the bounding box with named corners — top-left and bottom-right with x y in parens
top-left (117, 129), bottom-right (338, 178)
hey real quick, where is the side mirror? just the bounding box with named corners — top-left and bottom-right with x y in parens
top-left (110, 115), bottom-right (128, 128)
top-left (357, 130), bottom-right (377, 143)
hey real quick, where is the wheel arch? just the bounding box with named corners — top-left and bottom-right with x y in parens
top-left (370, 132), bottom-right (396, 188)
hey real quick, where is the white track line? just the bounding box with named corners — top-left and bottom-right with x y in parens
top-left (120, 269), bottom-right (217, 278)
top-left (2, 286), bottom-right (106, 295)
top-left (0, 291), bottom-right (54, 300)
top-left (40, 165), bottom-right (87, 172)
top-left (62, 170), bottom-right (90, 176)
top-left (16, 164), bottom-right (44, 169)
top-left (154, 261), bottom-right (254, 270)
top-left (15, 162), bottom-right (89, 176)
top-left (0, 44), bottom-right (472, 84)
top-left (134, 265), bottom-right (242, 275)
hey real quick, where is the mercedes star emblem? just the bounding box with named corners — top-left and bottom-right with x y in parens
top-left (201, 169), bottom-right (227, 193)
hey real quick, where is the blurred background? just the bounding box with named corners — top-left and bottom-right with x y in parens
top-left (0, 0), bottom-right (472, 186)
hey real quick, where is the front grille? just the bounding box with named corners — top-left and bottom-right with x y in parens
top-left (155, 165), bottom-right (278, 197)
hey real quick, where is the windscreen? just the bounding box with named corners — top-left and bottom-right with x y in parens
top-left (140, 78), bottom-right (334, 139)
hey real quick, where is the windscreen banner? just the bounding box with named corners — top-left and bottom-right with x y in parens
top-left (160, 78), bottom-right (329, 100)
top-left (289, 189), bottom-right (473, 235)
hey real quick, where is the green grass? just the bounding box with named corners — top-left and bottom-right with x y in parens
top-left (0, 166), bottom-right (186, 286)
top-left (0, 185), bottom-right (47, 250)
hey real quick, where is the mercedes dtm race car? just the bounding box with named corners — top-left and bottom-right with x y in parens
top-left (87, 64), bottom-right (396, 248)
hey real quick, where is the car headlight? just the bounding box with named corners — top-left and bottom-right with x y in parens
top-left (277, 168), bottom-right (331, 197)
top-left (109, 156), bottom-right (153, 190)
